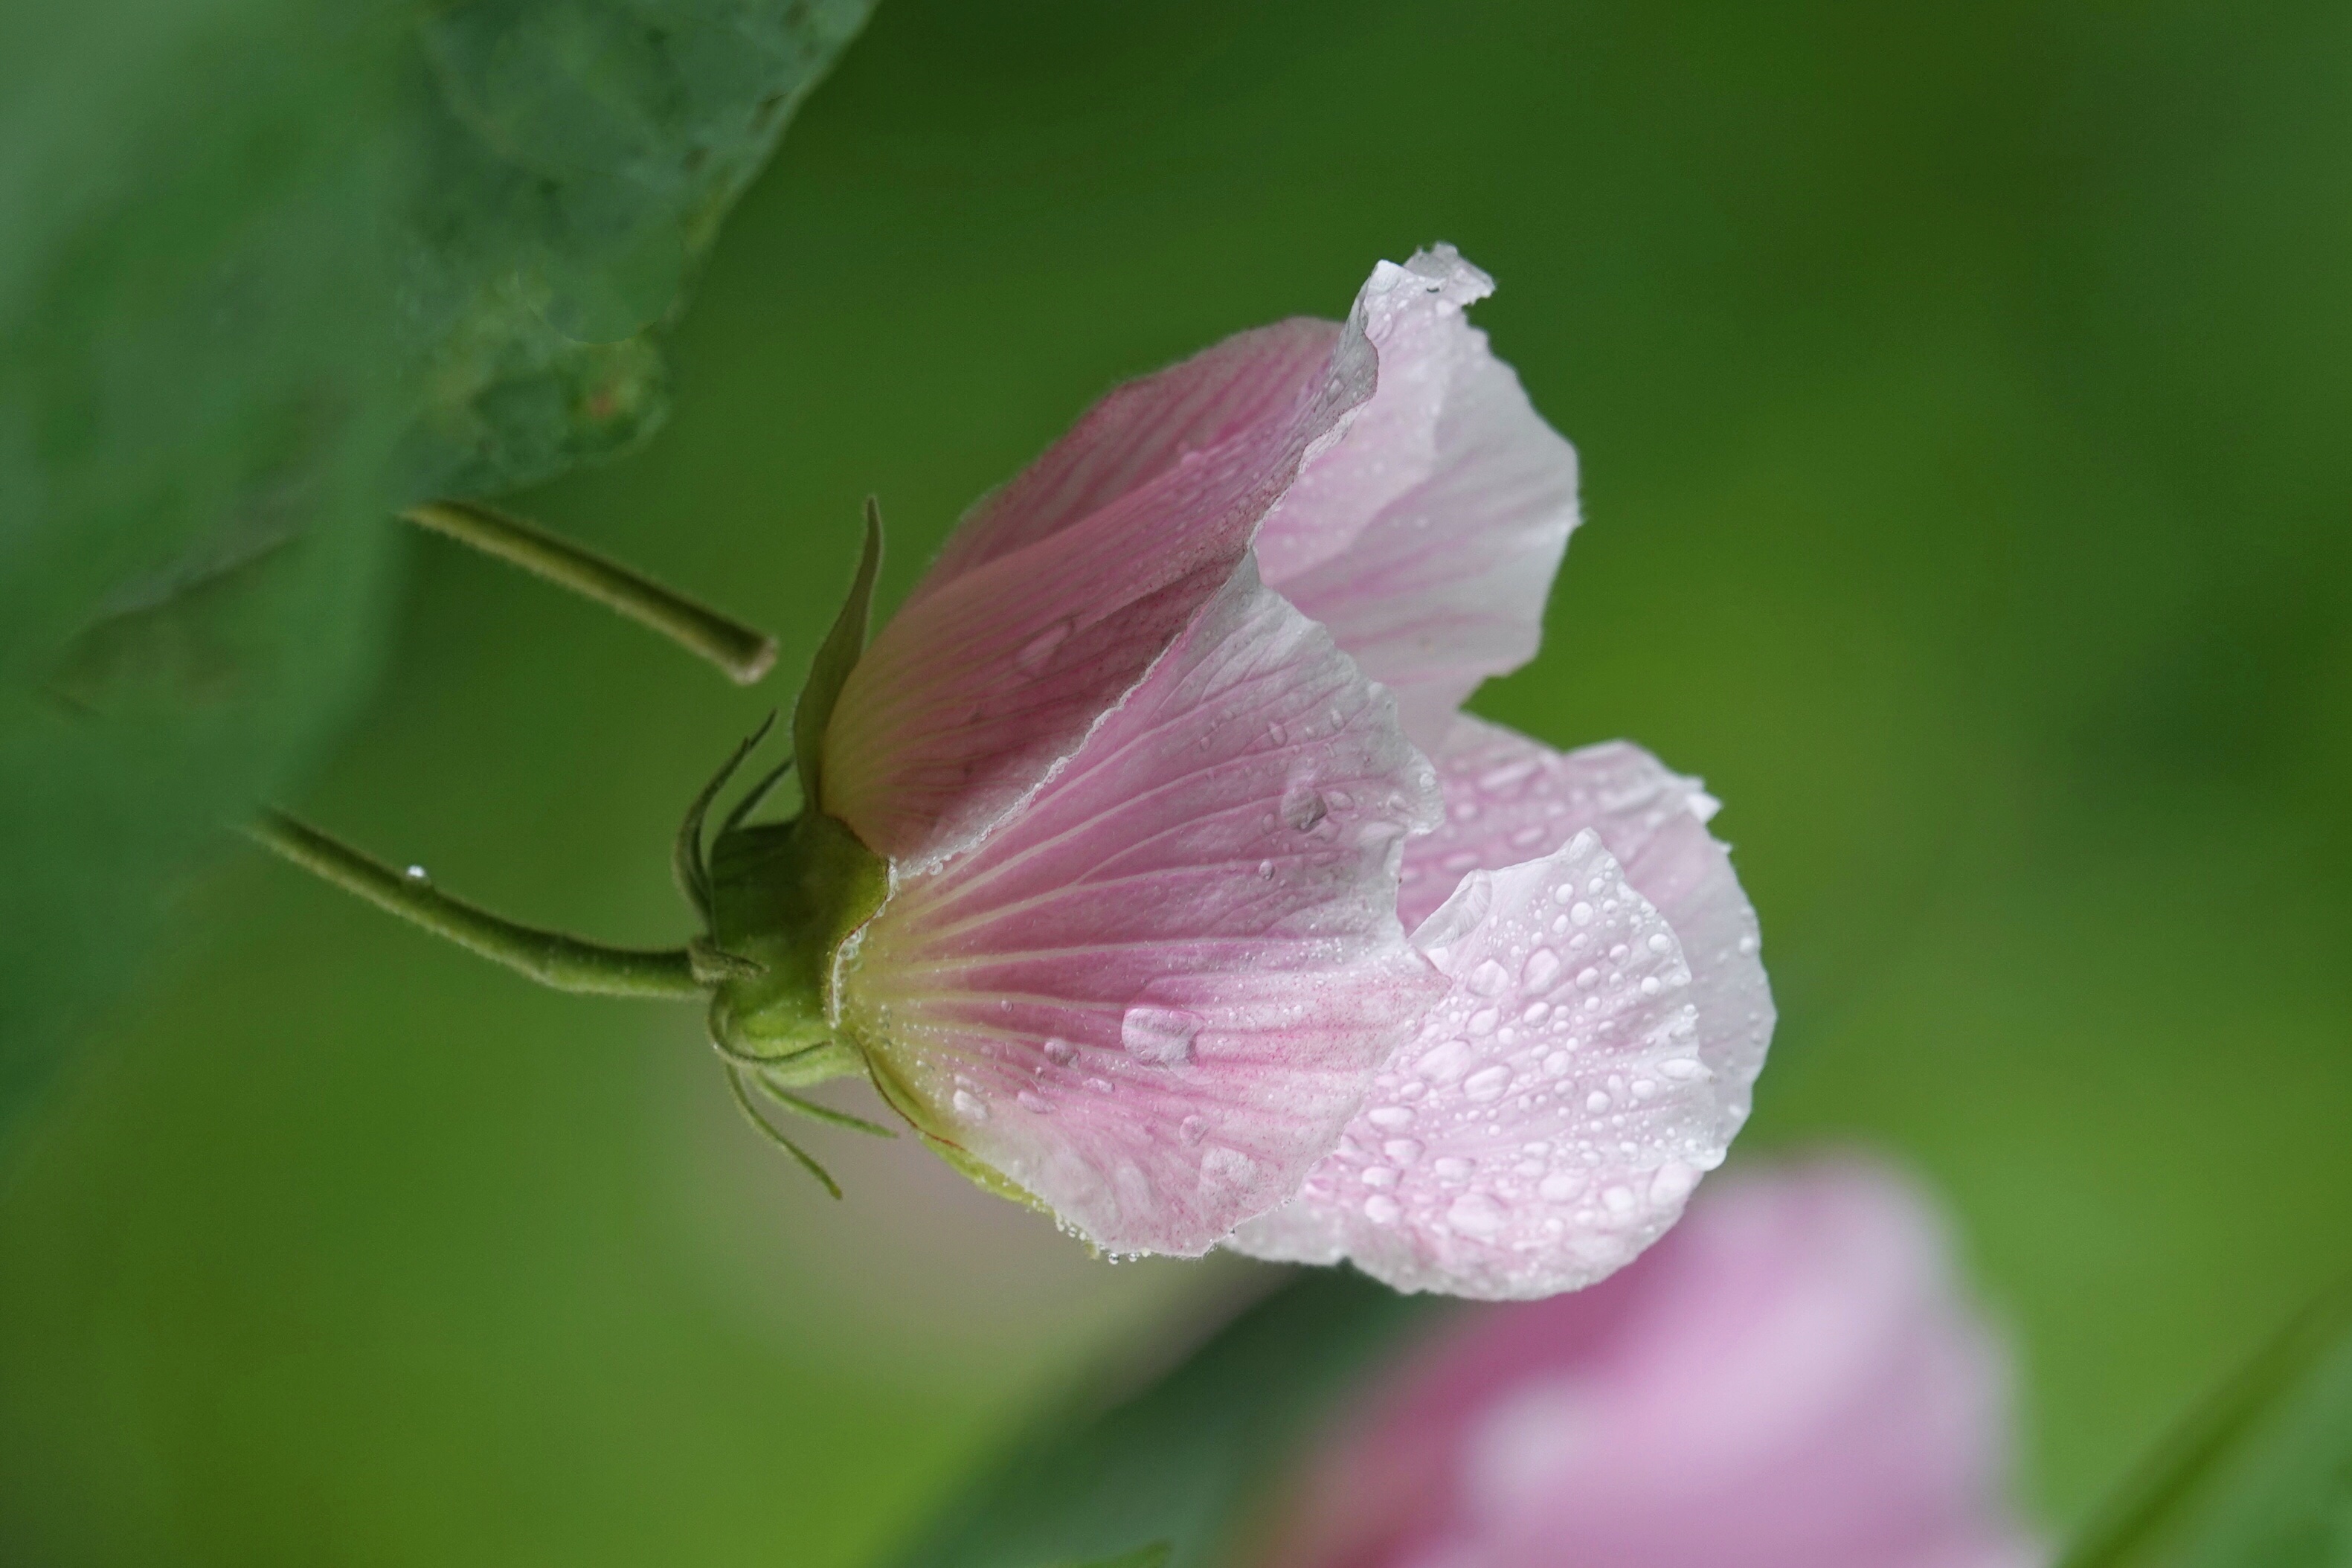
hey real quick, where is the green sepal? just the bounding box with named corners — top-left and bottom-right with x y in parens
top-left (674, 713), bottom-right (777, 922)
top-left (704, 809), bottom-right (888, 1060)
top-left (792, 500), bottom-right (884, 812)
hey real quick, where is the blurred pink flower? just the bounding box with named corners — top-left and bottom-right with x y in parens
top-left (826, 248), bottom-right (1770, 1288)
top-left (1256, 1160), bottom-right (2043, 1568)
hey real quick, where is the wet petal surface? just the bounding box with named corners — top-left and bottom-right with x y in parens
top-left (837, 561), bottom-right (1445, 1256)
top-left (1401, 715), bottom-right (1772, 1146)
top-left (824, 320), bottom-right (1374, 868)
top-left (1259, 247), bottom-right (1580, 751)
top-left (1232, 828), bottom-right (1737, 1299)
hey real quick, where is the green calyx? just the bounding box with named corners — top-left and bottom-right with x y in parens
top-left (697, 807), bottom-right (888, 1070)
top-left (681, 495), bottom-right (887, 1074)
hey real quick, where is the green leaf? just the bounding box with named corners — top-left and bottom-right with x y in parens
top-left (2063, 1279), bottom-right (2352, 1568)
top-left (887, 1270), bottom-right (1448, 1568)
top-left (0, 0), bottom-right (873, 1142)
top-left (792, 497), bottom-right (883, 810)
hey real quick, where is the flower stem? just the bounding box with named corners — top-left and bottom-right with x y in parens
top-left (246, 809), bottom-right (704, 999)
top-left (402, 498), bottom-right (778, 685)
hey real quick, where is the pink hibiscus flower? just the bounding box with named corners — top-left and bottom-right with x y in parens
top-left (791, 246), bottom-right (1770, 1287)
top-left (1254, 1160), bottom-right (2043, 1568)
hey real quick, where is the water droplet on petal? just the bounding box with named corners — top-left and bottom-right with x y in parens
top-left (1649, 1161), bottom-right (1698, 1204)
top-left (1017, 1089), bottom-right (1053, 1114)
top-left (1383, 1138), bottom-right (1423, 1164)
top-left (1465, 1065), bottom-right (1511, 1102)
top-left (1569, 901), bottom-right (1594, 925)
top-left (1360, 1166), bottom-right (1398, 1189)
top-left (1364, 1195), bottom-right (1402, 1224)
top-left (1282, 786), bottom-right (1328, 832)
top-left (1015, 620), bottom-right (1073, 675)
top-left (1180, 1114), bottom-right (1208, 1144)
top-left (952, 1089), bottom-right (988, 1121)
top-left (1042, 1038), bottom-right (1078, 1066)
top-left (1448, 1192), bottom-right (1505, 1236)
top-left (1367, 1105), bottom-right (1416, 1129)
top-left (1586, 1089), bottom-right (1613, 1113)
top-left (1122, 1006), bottom-right (1203, 1065)
top-left (1415, 1040), bottom-right (1473, 1082)
top-left (1539, 1172), bottom-right (1581, 1202)
top-left (1602, 1185), bottom-right (1636, 1214)
top-left (1522, 948), bottom-right (1561, 990)
top-left (1648, 933), bottom-right (1674, 954)
top-left (1468, 959), bottom-right (1511, 997)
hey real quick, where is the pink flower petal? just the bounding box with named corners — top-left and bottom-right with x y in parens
top-left (835, 560), bottom-right (1445, 1256)
top-left (1259, 247), bottom-right (1580, 751)
top-left (1230, 828), bottom-right (1736, 1299)
top-left (823, 320), bottom-right (1376, 867)
top-left (1401, 715), bottom-right (1773, 1147)
top-left (1261, 1161), bottom-right (2041, 1568)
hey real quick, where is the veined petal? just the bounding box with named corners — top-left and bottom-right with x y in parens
top-left (1232, 829), bottom-right (1736, 1299)
top-left (823, 320), bottom-right (1375, 868)
top-left (1259, 247), bottom-right (1579, 751)
top-left (835, 559), bottom-right (1445, 1257)
top-left (1402, 715), bottom-right (1772, 1145)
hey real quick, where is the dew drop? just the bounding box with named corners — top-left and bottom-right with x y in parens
top-left (1467, 1007), bottom-right (1500, 1037)
top-left (1522, 948), bottom-right (1561, 990)
top-left (1364, 1195), bottom-right (1403, 1224)
top-left (1479, 759), bottom-right (1539, 792)
top-left (403, 864), bottom-right (430, 883)
top-left (1448, 1192), bottom-right (1506, 1236)
top-left (1361, 1166), bottom-right (1398, 1189)
top-left (1602, 1185), bottom-right (1636, 1214)
top-left (1569, 901), bottom-right (1594, 925)
top-left (1649, 1161), bottom-right (1698, 1204)
top-left (1256, 859), bottom-right (1275, 878)
top-left (1282, 786), bottom-right (1328, 832)
top-left (1465, 1065), bottom-right (1511, 1102)
top-left (1180, 1114), bottom-right (1208, 1145)
top-left (952, 1089), bottom-right (988, 1122)
top-left (1383, 1138), bottom-right (1424, 1164)
top-left (1468, 959), bottom-right (1511, 997)
top-left (1042, 1038), bottom-right (1078, 1067)
top-left (1122, 1005), bottom-right (1203, 1065)
top-left (1416, 1040), bottom-right (1473, 1082)
top-left (1433, 1157), bottom-right (1472, 1180)
top-left (1648, 933), bottom-right (1674, 954)
top-left (1017, 1089), bottom-right (1054, 1114)
top-left (1015, 620), bottom-right (1073, 675)
top-left (1367, 1105), bottom-right (1416, 1129)
top-left (1085, 1076), bottom-right (1115, 1094)
top-left (1543, 1050), bottom-right (1572, 1076)
top-left (1586, 1089), bottom-right (1612, 1113)
top-left (1539, 1172), bottom-right (1581, 1202)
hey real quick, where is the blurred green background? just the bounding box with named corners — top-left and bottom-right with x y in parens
top-left (5, 0), bottom-right (2351, 1562)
